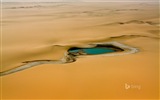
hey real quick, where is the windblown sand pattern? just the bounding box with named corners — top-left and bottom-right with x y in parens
top-left (1, 2), bottom-right (159, 99)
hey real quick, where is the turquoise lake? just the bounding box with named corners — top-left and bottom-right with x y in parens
top-left (68, 47), bottom-right (116, 55)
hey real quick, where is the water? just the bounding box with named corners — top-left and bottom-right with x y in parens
top-left (68, 47), bottom-right (116, 55)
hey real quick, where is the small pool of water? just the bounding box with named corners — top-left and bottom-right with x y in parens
top-left (68, 47), bottom-right (116, 55)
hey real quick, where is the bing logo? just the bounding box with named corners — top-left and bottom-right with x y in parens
top-left (125, 83), bottom-right (131, 90)
top-left (125, 83), bottom-right (141, 90)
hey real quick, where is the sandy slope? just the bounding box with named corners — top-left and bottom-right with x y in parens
top-left (0, 2), bottom-right (159, 99)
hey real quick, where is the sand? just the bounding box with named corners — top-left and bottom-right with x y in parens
top-left (0, 2), bottom-right (159, 99)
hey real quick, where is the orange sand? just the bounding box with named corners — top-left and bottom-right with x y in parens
top-left (0, 2), bottom-right (159, 99)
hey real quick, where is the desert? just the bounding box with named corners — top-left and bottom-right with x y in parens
top-left (0, 1), bottom-right (159, 99)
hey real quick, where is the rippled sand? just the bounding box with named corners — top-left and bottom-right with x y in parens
top-left (0, 2), bottom-right (159, 99)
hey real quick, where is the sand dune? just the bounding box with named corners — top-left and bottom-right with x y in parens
top-left (0, 2), bottom-right (159, 99)
top-left (95, 20), bottom-right (159, 26)
top-left (0, 42), bottom-right (139, 76)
